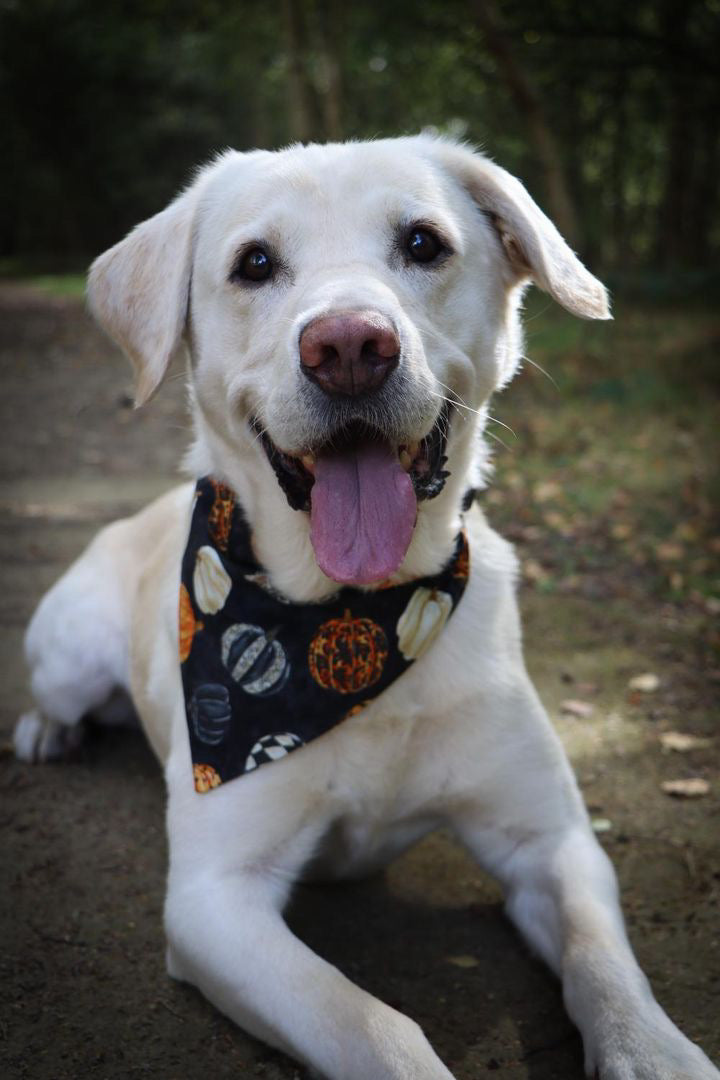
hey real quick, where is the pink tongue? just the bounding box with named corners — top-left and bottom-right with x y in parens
top-left (310, 441), bottom-right (417, 585)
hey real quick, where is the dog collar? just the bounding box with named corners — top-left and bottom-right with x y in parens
top-left (180, 477), bottom-right (472, 793)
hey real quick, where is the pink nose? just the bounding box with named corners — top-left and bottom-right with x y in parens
top-left (299, 311), bottom-right (400, 397)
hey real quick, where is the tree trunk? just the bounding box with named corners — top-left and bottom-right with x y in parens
top-left (610, 67), bottom-right (628, 268)
top-left (281, 0), bottom-right (314, 142)
top-left (472, 0), bottom-right (580, 248)
top-left (687, 95), bottom-right (720, 267)
top-left (316, 0), bottom-right (343, 141)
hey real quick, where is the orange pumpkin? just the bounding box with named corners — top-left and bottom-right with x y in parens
top-left (193, 763), bottom-right (222, 794)
top-left (344, 700), bottom-right (371, 720)
top-left (179, 584), bottom-right (203, 663)
top-left (453, 530), bottom-right (470, 580)
top-left (308, 610), bottom-right (388, 694)
top-left (208, 480), bottom-right (235, 552)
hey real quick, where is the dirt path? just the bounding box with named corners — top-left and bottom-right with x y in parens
top-left (1, 286), bottom-right (717, 1078)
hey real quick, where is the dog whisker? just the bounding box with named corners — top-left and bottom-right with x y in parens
top-left (486, 414), bottom-right (517, 439)
top-left (427, 391), bottom-right (470, 433)
top-left (484, 428), bottom-right (513, 453)
top-left (520, 354), bottom-right (559, 389)
top-left (433, 378), bottom-right (474, 412)
top-left (522, 300), bottom-right (553, 325)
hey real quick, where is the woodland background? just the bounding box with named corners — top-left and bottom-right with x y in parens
top-left (1, 4), bottom-right (719, 1077)
top-left (1, 0), bottom-right (719, 283)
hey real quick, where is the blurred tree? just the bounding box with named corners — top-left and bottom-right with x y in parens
top-left (282, 0), bottom-right (315, 141)
top-left (472, 0), bottom-right (579, 246)
top-left (0, 0), bottom-right (718, 272)
top-left (315, 0), bottom-right (344, 141)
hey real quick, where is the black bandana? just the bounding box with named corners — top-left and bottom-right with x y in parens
top-left (180, 477), bottom-right (471, 793)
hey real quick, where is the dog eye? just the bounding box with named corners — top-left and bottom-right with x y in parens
top-left (232, 246), bottom-right (273, 283)
top-left (405, 226), bottom-right (445, 265)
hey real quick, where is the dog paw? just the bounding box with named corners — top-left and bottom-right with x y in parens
top-left (593, 1024), bottom-right (719, 1080)
top-left (14, 710), bottom-right (84, 763)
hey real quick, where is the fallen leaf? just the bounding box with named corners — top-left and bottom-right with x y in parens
top-left (534, 480), bottom-right (562, 503)
top-left (561, 699), bottom-right (595, 718)
top-left (628, 673), bottom-right (660, 693)
top-left (659, 732), bottom-right (712, 753)
top-left (661, 778), bottom-right (710, 798)
top-left (611, 523), bottom-right (633, 540)
top-left (543, 511), bottom-right (573, 535)
top-left (520, 525), bottom-right (544, 542)
top-left (523, 558), bottom-right (549, 584)
top-left (674, 522), bottom-right (699, 542)
top-left (591, 818), bottom-right (613, 833)
top-left (655, 542), bottom-right (683, 562)
top-left (447, 955), bottom-right (479, 969)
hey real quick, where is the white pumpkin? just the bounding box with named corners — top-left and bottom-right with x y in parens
top-left (193, 545), bottom-right (232, 614)
top-left (396, 587), bottom-right (453, 661)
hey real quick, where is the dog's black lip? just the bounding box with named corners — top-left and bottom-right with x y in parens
top-left (252, 403), bottom-right (452, 513)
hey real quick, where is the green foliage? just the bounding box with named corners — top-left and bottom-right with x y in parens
top-left (24, 273), bottom-right (87, 297)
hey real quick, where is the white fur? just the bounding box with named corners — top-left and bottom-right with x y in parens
top-left (17, 137), bottom-right (717, 1079)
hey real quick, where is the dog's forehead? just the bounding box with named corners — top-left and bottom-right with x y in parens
top-left (199, 140), bottom-right (463, 241)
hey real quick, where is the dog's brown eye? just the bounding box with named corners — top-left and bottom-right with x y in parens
top-left (235, 246), bottom-right (273, 282)
top-left (406, 227), bottom-right (444, 264)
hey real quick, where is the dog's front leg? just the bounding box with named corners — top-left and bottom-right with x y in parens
top-left (163, 761), bottom-right (455, 1080)
top-left (448, 685), bottom-right (719, 1080)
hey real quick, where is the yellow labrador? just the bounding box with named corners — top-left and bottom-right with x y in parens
top-left (15, 137), bottom-right (719, 1080)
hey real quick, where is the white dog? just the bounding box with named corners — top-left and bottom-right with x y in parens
top-left (15, 137), bottom-right (719, 1079)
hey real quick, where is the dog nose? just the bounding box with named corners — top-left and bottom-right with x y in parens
top-left (299, 311), bottom-right (400, 397)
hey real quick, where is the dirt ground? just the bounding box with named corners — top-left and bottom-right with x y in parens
top-left (1, 284), bottom-right (718, 1079)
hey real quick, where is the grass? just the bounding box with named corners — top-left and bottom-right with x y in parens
top-left (486, 292), bottom-right (720, 614)
top-left (0, 256), bottom-right (88, 298)
top-left (21, 273), bottom-right (87, 298)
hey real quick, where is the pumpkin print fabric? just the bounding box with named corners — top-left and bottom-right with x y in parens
top-left (180, 477), bottom-right (472, 793)
top-left (308, 611), bottom-right (388, 694)
top-left (179, 584), bottom-right (203, 663)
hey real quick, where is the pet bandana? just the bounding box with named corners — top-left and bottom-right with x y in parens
top-left (180, 477), bottom-right (471, 793)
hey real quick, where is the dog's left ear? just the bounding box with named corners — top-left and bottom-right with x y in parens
top-left (429, 140), bottom-right (610, 320)
top-left (87, 181), bottom-right (203, 406)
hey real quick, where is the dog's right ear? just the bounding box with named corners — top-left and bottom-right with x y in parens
top-left (87, 184), bottom-right (201, 407)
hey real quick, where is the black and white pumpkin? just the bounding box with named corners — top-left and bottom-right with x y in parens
top-left (189, 682), bottom-right (232, 745)
top-left (244, 732), bottom-right (304, 773)
top-left (221, 623), bottom-right (290, 697)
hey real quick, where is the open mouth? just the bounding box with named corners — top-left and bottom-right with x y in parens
top-left (252, 405), bottom-right (451, 586)
top-left (254, 404), bottom-right (451, 513)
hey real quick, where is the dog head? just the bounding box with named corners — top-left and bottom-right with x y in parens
top-left (88, 137), bottom-right (608, 590)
